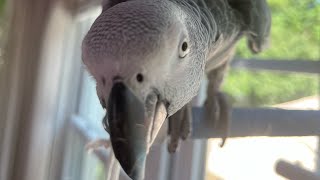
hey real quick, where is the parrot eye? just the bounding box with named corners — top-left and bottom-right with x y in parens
top-left (179, 41), bottom-right (189, 58)
top-left (136, 73), bottom-right (144, 83)
top-left (182, 42), bottom-right (188, 51)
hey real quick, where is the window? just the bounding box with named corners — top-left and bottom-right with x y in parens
top-left (204, 1), bottom-right (320, 179)
top-left (5, 1), bottom-right (317, 180)
top-left (60, 8), bottom-right (110, 180)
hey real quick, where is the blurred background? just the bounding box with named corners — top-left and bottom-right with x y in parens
top-left (206, 0), bottom-right (320, 179)
top-left (0, 0), bottom-right (319, 180)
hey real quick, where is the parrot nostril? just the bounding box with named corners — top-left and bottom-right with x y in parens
top-left (136, 73), bottom-right (144, 83)
top-left (102, 77), bottom-right (106, 86)
top-left (100, 98), bottom-right (106, 109)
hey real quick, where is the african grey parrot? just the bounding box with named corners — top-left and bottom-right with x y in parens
top-left (82, 0), bottom-right (271, 179)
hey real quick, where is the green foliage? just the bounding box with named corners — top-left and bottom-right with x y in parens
top-left (94, 163), bottom-right (107, 180)
top-left (223, 0), bottom-right (320, 106)
top-left (0, 0), bottom-right (5, 72)
top-left (0, 0), bottom-right (5, 14)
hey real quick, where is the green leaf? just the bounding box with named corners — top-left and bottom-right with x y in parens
top-left (0, 0), bottom-right (5, 14)
top-left (227, 0), bottom-right (320, 106)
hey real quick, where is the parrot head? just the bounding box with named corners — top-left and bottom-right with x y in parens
top-left (82, 0), bottom-right (206, 179)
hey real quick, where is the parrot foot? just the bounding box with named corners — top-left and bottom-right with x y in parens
top-left (204, 92), bottom-right (230, 147)
top-left (167, 104), bottom-right (192, 153)
top-left (85, 139), bottom-right (110, 153)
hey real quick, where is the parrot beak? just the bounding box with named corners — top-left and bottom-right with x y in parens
top-left (107, 82), bottom-right (167, 180)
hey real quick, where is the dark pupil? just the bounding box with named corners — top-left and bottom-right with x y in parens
top-left (182, 42), bottom-right (188, 51)
top-left (136, 73), bottom-right (143, 82)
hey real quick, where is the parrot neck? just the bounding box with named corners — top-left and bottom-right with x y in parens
top-left (174, 0), bottom-right (243, 59)
top-left (194, 0), bottom-right (243, 67)
top-left (174, 0), bottom-right (213, 56)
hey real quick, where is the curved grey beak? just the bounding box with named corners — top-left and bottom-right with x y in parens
top-left (107, 82), bottom-right (167, 180)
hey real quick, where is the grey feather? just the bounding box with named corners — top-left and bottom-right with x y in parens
top-left (83, 0), bottom-right (270, 115)
top-left (82, 0), bottom-right (271, 178)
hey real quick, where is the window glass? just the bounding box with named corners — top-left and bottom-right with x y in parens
top-left (61, 8), bottom-right (109, 180)
top-left (205, 1), bottom-right (320, 179)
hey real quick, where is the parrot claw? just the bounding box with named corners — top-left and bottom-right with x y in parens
top-left (204, 92), bottom-right (230, 147)
top-left (167, 104), bottom-right (192, 153)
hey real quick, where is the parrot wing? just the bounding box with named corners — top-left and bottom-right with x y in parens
top-left (102, 0), bottom-right (129, 11)
top-left (227, 0), bottom-right (271, 53)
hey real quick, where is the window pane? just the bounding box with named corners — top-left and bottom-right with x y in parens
top-left (223, 71), bottom-right (319, 107)
top-left (78, 69), bottom-right (107, 137)
top-left (206, 137), bottom-right (319, 180)
top-left (81, 153), bottom-right (107, 180)
top-left (205, 0), bottom-right (320, 179)
top-left (62, 8), bottom-right (110, 180)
